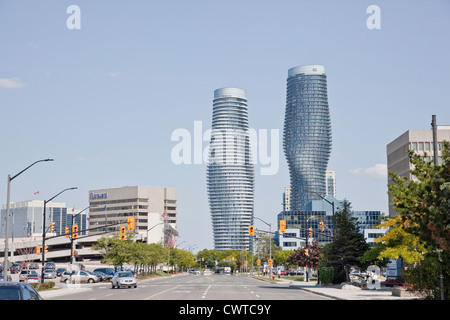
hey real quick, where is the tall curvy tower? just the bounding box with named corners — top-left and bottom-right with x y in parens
top-left (207, 88), bottom-right (254, 251)
top-left (283, 65), bottom-right (332, 210)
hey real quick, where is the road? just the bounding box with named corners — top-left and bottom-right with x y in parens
top-left (48, 273), bottom-right (332, 301)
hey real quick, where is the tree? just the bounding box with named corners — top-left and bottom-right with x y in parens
top-left (288, 240), bottom-right (321, 269)
top-left (275, 250), bottom-right (294, 268)
top-left (388, 141), bottom-right (450, 252)
top-left (387, 141), bottom-right (450, 299)
top-left (321, 201), bottom-right (370, 284)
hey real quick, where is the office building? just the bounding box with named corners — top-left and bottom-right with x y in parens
top-left (282, 187), bottom-right (291, 211)
top-left (0, 200), bottom-right (87, 238)
top-left (207, 88), bottom-right (255, 251)
top-left (277, 196), bottom-right (386, 249)
top-left (325, 169), bottom-right (336, 197)
top-left (284, 65), bottom-right (332, 210)
top-left (88, 186), bottom-right (178, 246)
top-left (386, 125), bottom-right (450, 217)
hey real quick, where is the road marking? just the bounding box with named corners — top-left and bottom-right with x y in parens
top-left (144, 285), bottom-right (179, 300)
top-left (202, 284), bottom-right (212, 299)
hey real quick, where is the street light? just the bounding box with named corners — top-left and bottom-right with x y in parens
top-left (3, 158), bottom-right (53, 279)
top-left (41, 187), bottom-right (77, 283)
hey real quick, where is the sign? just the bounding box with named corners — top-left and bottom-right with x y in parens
top-left (90, 192), bottom-right (107, 200)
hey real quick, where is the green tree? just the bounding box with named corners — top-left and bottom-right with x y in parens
top-left (388, 141), bottom-right (450, 252)
top-left (387, 141), bottom-right (450, 299)
top-left (275, 250), bottom-right (294, 268)
top-left (321, 201), bottom-right (370, 284)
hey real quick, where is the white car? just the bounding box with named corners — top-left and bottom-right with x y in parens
top-left (111, 271), bottom-right (137, 289)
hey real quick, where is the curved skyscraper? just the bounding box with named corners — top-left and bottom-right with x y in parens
top-left (283, 65), bottom-right (332, 210)
top-left (207, 88), bottom-right (254, 251)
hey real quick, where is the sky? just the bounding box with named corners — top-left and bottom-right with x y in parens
top-left (1, 0), bottom-right (449, 252)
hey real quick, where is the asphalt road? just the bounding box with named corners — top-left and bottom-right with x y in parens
top-left (48, 273), bottom-right (332, 301)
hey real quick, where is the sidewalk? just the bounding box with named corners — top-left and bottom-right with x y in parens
top-left (278, 278), bottom-right (421, 300)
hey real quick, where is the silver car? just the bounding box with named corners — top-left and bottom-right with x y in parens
top-left (111, 271), bottom-right (137, 289)
top-left (61, 270), bottom-right (99, 284)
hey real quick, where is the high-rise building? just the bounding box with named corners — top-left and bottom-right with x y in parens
top-left (325, 169), bottom-right (336, 197)
top-left (386, 125), bottom-right (450, 217)
top-left (207, 88), bottom-right (254, 251)
top-left (283, 65), bottom-right (332, 210)
top-left (282, 187), bottom-right (291, 211)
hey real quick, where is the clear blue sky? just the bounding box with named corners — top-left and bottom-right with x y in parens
top-left (1, 0), bottom-right (449, 252)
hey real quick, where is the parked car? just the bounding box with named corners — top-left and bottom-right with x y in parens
top-left (61, 270), bottom-right (99, 284)
top-left (111, 271), bottom-right (137, 289)
top-left (28, 263), bottom-right (39, 270)
top-left (26, 272), bottom-right (40, 283)
top-left (9, 264), bottom-right (21, 274)
top-left (92, 270), bottom-right (111, 282)
top-left (0, 274), bottom-right (12, 282)
top-left (45, 262), bottom-right (56, 270)
top-left (44, 269), bottom-right (57, 279)
top-left (93, 268), bottom-right (115, 277)
top-left (19, 270), bottom-right (39, 282)
top-left (0, 282), bottom-right (43, 300)
top-left (56, 268), bottom-right (67, 277)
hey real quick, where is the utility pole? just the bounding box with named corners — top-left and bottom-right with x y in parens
top-left (431, 114), bottom-right (445, 301)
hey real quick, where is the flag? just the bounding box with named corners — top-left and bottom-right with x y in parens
top-left (34, 191), bottom-right (39, 195)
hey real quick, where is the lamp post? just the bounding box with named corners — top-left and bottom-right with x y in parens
top-left (3, 159), bottom-right (53, 279)
top-left (41, 187), bottom-right (77, 283)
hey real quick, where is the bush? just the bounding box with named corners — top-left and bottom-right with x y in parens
top-left (319, 267), bottom-right (334, 285)
top-left (31, 282), bottom-right (56, 291)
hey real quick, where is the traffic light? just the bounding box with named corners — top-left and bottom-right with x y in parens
top-left (120, 226), bottom-right (126, 240)
top-left (50, 222), bottom-right (55, 232)
top-left (319, 220), bottom-right (324, 232)
top-left (127, 217), bottom-right (135, 230)
top-left (44, 246), bottom-right (48, 253)
top-left (248, 225), bottom-right (255, 236)
top-left (72, 225), bottom-right (78, 239)
top-left (309, 227), bottom-right (313, 238)
top-left (65, 226), bottom-right (69, 238)
top-left (304, 248), bottom-right (309, 256)
top-left (36, 246), bottom-right (41, 254)
top-left (280, 220), bottom-right (286, 233)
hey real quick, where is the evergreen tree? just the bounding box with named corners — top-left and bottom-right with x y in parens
top-left (321, 201), bottom-right (370, 284)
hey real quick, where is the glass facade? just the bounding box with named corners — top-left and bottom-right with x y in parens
top-left (207, 88), bottom-right (254, 251)
top-left (0, 201), bottom-right (85, 238)
top-left (283, 65), bottom-right (332, 210)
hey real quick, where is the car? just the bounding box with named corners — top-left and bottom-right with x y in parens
top-left (92, 270), bottom-right (111, 282)
top-left (93, 267), bottom-right (115, 277)
top-left (9, 264), bottom-right (21, 274)
top-left (0, 282), bottom-right (43, 300)
top-left (0, 274), bottom-right (12, 282)
top-left (61, 270), bottom-right (99, 284)
top-left (19, 270), bottom-right (39, 282)
top-left (45, 262), bottom-right (56, 270)
top-left (111, 271), bottom-right (137, 289)
top-left (44, 269), bottom-right (57, 279)
top-left (26, 272), bottom-right (40, 284)
top-left (28, 263), bottom-right (39, 270)
top-left (56, 268), bottom-right (67, 277)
